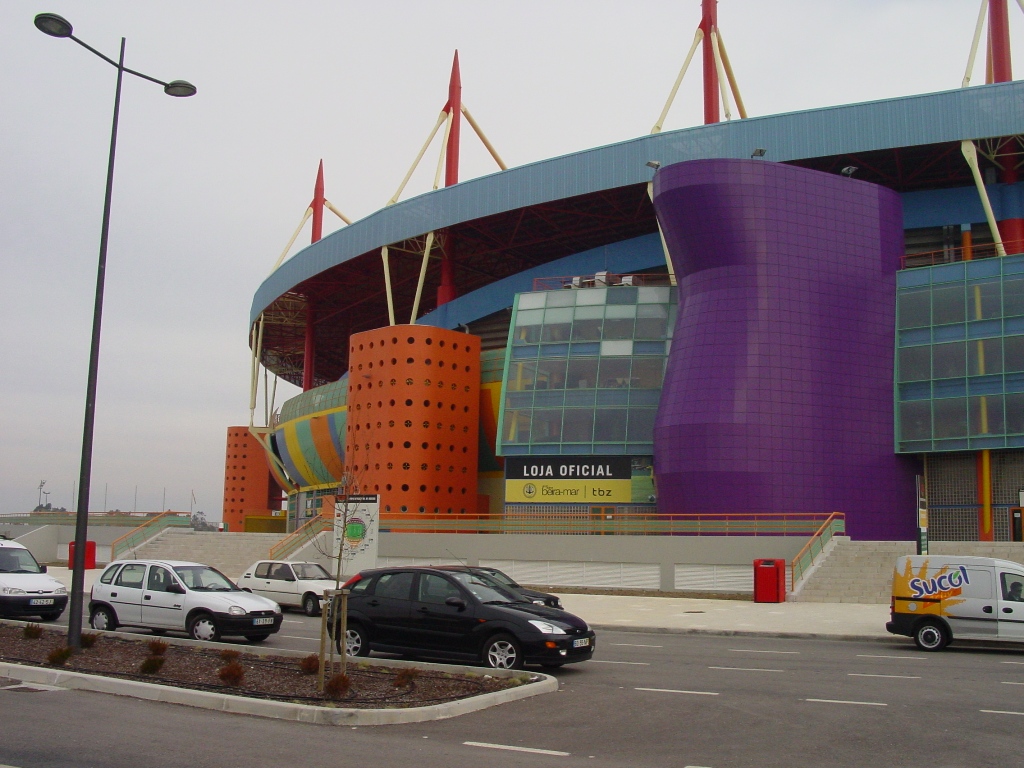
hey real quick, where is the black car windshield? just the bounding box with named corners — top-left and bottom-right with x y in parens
top-left (0, 547), bottom-right (43, 574)
top-left (293, 563), bottom-right (332, 580)
top-left (448, 571), bottom-right (518, 604)
top-left (479, 568), bottom-right (519, 588)
top-left (173, 565), bottom-right (238, 591)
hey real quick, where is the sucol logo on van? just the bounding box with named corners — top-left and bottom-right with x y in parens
top-left (909, 566), bottom-right (970, 599)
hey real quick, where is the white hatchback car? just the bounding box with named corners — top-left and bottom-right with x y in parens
top-left (0, 537), bottom-right (68, 621)
top-left (89, 559), bottom-right (282, 642)
top-left (237, 560), bottom-right (337, 616)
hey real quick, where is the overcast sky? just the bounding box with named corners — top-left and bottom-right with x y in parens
top-left (2, 1), bottom-right (1021, 519)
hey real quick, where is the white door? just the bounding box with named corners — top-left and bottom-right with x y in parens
top-left (944, 567), bottom-right (998, 640)
top-left (141, 565), bottom-right (185, 629)
top-left (998, 571), bottom-right (1024, 640)
top-left (108, 563), bottom-right (147, 624)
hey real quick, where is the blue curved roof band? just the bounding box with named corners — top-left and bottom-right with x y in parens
top-left (251, 81), bottom-right (1024, 324)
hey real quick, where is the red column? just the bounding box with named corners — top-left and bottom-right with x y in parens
top-left (988, 1), bottom-right (1024, 254)
top-left (302, 161), bottom-right (325, 391)
top-left (700, 0), bottom-right (719, 124)
top-left (437, 52), bottom-right (461, 306)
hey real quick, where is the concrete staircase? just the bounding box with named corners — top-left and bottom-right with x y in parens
top-left (129, 530), bottom-right (286, 579)
top-left (791, 538), bottom-right (1024, 604)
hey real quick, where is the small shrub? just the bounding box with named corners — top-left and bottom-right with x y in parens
top-left (22, 623), bottom-right (43, 640)
top-left (218, 661), bottom-right (245, 686)
top-left (46, 646), bottom-right (74, 666)
top-left (392, 667), bottom-right (421, 688)
top-left (139, 656), bottom-right (165, 675)
top-left (80, 632), bottom-right (100, 649)
top-left (324, 673), bottom-right (351, 699)
top-left (219, 649), bottom-right (241, 663)
top-left (299, 654), bottom-right (320, 675)
top-left (147, 639), bottom-right (169, 656)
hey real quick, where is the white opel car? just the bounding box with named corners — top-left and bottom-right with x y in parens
top-left (89, 559), bottom-right (282, 642)
top-left (0, 537), bottom-right (68, 621)
top-left (237, 560), bottom-right (337, 616)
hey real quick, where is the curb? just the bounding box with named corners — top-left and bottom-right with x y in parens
top-left (590, 623), bottom-right (899, 644)
top-left (0, 622), bottom-right (558, 725)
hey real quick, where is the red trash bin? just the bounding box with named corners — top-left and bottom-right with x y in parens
top-left (68, 541), bottom-right (97, 570)
top-left (753, 558), bottom-right (787, 603)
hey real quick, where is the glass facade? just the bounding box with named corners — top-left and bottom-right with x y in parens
top-left (896, 254), bottom-right (1024, 452)
top-left (498, 285), bottom-right (675, 456)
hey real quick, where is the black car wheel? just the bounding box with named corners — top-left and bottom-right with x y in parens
top-left (914, 620), bottom-right (948, 651)
top-left (89, 605), bottom-right (117, 632)
top-left (483, 633), bottom-right (523, 670)
top-left (338, 623), bottom-right (370, 656)
top-left (303, 593), bottom-right (320, 617)
top-left (188, 612), bottom-right (221, 642)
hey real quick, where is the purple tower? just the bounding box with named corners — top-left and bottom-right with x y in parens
top-left (652, 159), bottom-right (919, 540)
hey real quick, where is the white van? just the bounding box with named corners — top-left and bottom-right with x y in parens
top-left (887, 555), bottom-right (1024, 651)
top-left (0, 537), bottom-right (69, 621)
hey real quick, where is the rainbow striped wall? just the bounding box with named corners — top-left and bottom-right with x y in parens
top-left (273, 406), bottom-right (348, 488)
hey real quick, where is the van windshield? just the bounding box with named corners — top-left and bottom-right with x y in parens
top-left (0, 547), bottom-right (43, 574)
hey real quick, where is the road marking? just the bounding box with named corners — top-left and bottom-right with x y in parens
top-left (590, 660), bottom-right (650, 666)
top-left (635, 687), bottom-right (719, 696)
top-left (804, 698), bottom-right (887, 707)
top-left (728, 649), bottom-right (799, 654)
top-left (848, 673), bottom-right (920, 679)
top-left (610, 643), bottom-right (663, 648)
top-left (283, 620), bottom-right (306, 625)
top-left (856, 654), bottom-right (927, 660)
top-left (1001, 681), bottom-right (1024, 685)
top-left (981, 709), bottom-right (1024, 716)
top-left (1001, 661), bottom-right (1024, 665)
top-left (278, 635), bottom-right (318, 641)
top-left (708, 666), bottom-right (784, 673)
top-left (464, 741), bottom-right (570, 756)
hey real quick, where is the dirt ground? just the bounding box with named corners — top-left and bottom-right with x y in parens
top-left (0, 625), bottom-right (525, 708)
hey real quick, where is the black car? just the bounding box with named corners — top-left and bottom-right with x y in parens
top-left (438, 565), bottom-right (563, 609)
top-left (335, 566), bottom-right (595, 669)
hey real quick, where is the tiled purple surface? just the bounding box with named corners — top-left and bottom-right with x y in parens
top-left (652, 159), bottom-right (920, 540)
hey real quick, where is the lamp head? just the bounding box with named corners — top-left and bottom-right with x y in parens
top-left (34, 12), bottom-right (73, 38)
top-left (646, 160), bottom-right (661, 170)
top-left (840, 166), bottom-right (858, 177)
top-left (751, 148), bottom-right (767, 159)
top-left (164, 80), bottom-right (197, 98)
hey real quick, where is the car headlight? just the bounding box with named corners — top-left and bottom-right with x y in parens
top-left (528, 619), bottom-right (566, 635)
top-left (54, 586), bottom-right (67, 595)
top-left (1, 587), bottom-right (27, 595)
top-left (228, 606), bottom-right (246, 616)
top-left (532, 599), bottom-right (546, 605)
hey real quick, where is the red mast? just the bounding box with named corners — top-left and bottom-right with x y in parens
top-left (700, 0), bottom-right (719, 124)
top-left (302, 160), bottom-right (326, 392)
top-left (437, 51), bottom-right (461, 306)
top-left (989, 0), bottom-right (1023, 254)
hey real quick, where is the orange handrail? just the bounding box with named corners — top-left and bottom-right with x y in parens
top-left (110, 510), bottom-right (191, 561)
top-left (269, 512), bottom-right (334, 560)
top-left (790, 512), bottom-right (846, 589)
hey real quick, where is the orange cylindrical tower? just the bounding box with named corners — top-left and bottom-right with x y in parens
top-left (345, 325), bottom-right (480, 518)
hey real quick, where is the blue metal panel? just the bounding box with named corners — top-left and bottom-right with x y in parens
top-left (252, 82), bottom-right (1024, 324)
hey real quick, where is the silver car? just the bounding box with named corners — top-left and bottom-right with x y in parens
top-left (89, 559), bottom-right (282, 642)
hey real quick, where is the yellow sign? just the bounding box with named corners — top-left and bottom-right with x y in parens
top-left (505, 478), bottom-right (632, 503)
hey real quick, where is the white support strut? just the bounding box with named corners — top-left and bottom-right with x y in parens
top-left (388, 111), bottom-right (448, 206)
top-left (961, 140), bottom-right (1007, 257)
top-left (434, 110), bottom-right (453, 190)
top-left (461, 104), bottom-right (507, 170)
top-left (964, 0), bottom-right (990, 87)
top-left (381, 246), bottom-right (396, 326)
top-left (270, 207), bottom-right (312, 273)
top-left (652, 28), bottom-right (703, 134)
top-left (710, 30), bottom-right (732, 121)
top-left (409, 231), bottom-right (436, 324)
top-left (716, 30), bottom-right (747, 119)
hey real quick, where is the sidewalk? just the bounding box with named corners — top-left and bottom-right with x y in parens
top-left (46, 567), bottom-right (892, 641)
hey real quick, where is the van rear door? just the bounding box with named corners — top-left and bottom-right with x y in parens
top-left (997, 570), bottom-right (1024, 640)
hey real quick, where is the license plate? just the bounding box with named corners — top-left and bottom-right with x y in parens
top-left (29, 598), bottom-right (54, 606)
top-left (253, 617), bottom-right (274, 626)
top-left (573, 637), bottom-right (590, 648)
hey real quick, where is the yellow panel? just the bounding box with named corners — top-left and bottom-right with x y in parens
top-left (505, 478), bottom-right (632, 503)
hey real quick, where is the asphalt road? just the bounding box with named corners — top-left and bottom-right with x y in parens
top-left (4, 618), bottom-right (1024, 768)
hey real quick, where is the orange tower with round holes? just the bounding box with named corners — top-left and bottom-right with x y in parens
top-left (345, 325), bottom-right (481, 517)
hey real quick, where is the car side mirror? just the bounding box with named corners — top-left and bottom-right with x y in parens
top-left (166, 583), bottom-right (185, 594)
top-left (445, 596), bottom-right (466, 610)
top-left (39, 565), bottom-right (47, 573)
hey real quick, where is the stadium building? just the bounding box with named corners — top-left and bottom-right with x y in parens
top-left (233, 1), bottom-right (1024, 545)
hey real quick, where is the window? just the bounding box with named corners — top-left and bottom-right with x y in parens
top-left (114, 563), bottom-right (146, 588)
top-left (99, 564), bottom-right (120, 585)
top-left (594, 409), bottom-right (628, 441)
top-left (562, 409), bottom-right (595, 442)
top-left (968, 338), bottom-right (1002, 376)
top-left (898, 287), bottom-right (931, 328)
top-left (536, 359), bottom-right (567, 390)
top-left (931, 342), bottom-right (965, 379)
top-left (598, 358), bottom-right (631, 388)
top-left (968, 279), bottom-right (1001, 319)
top-left (372, 571), bottom-right (414, 600)
top-left (147, 566), bottom-right (175, 592)
top-left (566, 358), bottom-right (599, 389)
top-left (254, 562), bottom-right (271, 578)
top-left (417, 573), bottom-right (460, 604)
top-left (899, 401), bottom-right (931, 441)
top-left (970, 395), bottom-right (1004, 435)
top-left (933, 398), bottom-right (967, 439)
top-left (1000, 572), bottom-right (1024, 602)
top-left (932, 284), bottom-right (965, 325)
top-left (269, 563), bottom-right (294, 581)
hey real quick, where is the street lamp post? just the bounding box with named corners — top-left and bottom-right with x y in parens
top-left (34, 12), bottom-right (195, 649)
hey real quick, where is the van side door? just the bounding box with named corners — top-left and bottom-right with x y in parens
top-left (944, 566), bottom-right (998, 639)
top-left (997, 571), bottom-right (1024, 640)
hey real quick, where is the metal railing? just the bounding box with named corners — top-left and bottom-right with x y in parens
top-left (269, 513), bottom-right (334, 560)
top-left (899, 243), bottom-right (1024, 269)
top-left (380, 511), bottom-right (838, 536)
top-left (0, 511), bottom-right (185, 528)
top-left (531, 272), bottom-right (674, 291)
top-left (110, 511), bottom-right (192, 561)
top-left (789, 512), bottom-right (846, 589)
